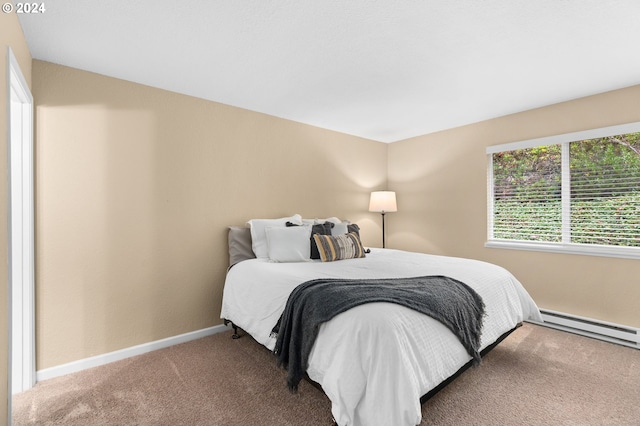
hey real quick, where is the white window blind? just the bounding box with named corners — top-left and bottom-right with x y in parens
top-left (487, 123), bottom-right (640, 259)
top-left (569, 137), bottom-right (640, 247)
top-left (491, 145), bottom-right (562, 242)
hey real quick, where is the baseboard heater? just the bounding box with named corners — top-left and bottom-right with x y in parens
top-left (532, 309), bottom-right (639, 350)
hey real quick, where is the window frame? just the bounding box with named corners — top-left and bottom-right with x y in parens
top-left (486, 121), bottom-right (640, 260)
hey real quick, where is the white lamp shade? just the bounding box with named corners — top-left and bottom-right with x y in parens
top-left (369, 191), bottom-right (397, 213)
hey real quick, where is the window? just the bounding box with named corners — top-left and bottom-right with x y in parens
top-left (486, 122), bottom-right (640, 259)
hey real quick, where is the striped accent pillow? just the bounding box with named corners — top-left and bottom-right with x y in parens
top-left (312, 232), bottom-right (366, 262)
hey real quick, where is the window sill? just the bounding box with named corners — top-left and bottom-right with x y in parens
top-left (485, 239), bottom-right (640, 260)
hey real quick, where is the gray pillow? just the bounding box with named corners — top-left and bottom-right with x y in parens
top-left (228, 226), bottom-right (256, 269)
top-left (347, 223), bottom-right (361, 236)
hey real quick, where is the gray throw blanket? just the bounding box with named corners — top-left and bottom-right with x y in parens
top-left (271, 275), bottom-right (486, 392)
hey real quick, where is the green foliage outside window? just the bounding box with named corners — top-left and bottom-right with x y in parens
top-left (492, 132), bottom-right (640, 247)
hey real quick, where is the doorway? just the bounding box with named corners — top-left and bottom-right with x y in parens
top-left (7, 47), bottom-right (35, 400)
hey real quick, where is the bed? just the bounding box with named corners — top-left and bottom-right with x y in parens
top-left (220, 215), bottom-right (542, 426)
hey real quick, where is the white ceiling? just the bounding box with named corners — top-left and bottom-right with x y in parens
top-left (18, 0), bottom-right (640, 143)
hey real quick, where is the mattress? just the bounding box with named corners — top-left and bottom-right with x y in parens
top-left (221, 248), bottom-right (542, 426)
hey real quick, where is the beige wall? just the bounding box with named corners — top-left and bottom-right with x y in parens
top-left (33, 60), bottom-right (387, 369)
top-left (1, 7), bottom-right (32, 425)
top-left (388, 84), bottom-right (640, 328)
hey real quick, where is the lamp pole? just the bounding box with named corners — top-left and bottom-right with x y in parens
top-left (381, 211), bottom-right (386, 248)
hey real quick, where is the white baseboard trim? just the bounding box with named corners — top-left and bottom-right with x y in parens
top-left (36, 323), bottom-right (231, 382)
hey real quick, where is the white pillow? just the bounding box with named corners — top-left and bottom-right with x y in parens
top-left (265, 225), bottom-right (311, 262)
top-left (302, 217), bottom-right (350, 235)
top-left (302, 217), bottom-right (343, 226)
top-left (331, 222), bottom-right (349, 236)
top-left (247, 214), bottom-right (302, 258)
top-left (318, 217), bottom-right (342, 225)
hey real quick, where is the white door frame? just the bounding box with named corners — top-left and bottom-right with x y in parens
top-left (7, 46), bottom-right (35, 402)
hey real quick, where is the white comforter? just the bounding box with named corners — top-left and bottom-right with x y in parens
top-left (221, 249), bottom-right (542, 426)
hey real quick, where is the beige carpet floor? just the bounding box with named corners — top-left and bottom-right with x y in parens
top-left (12, 323), bottom-right (640, 425)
